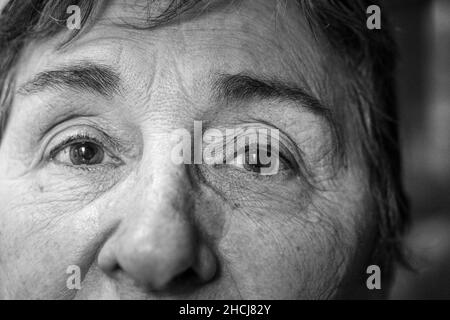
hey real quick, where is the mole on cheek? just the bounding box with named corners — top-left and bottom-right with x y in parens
top-left (37, 184), bottom-right (44, 193)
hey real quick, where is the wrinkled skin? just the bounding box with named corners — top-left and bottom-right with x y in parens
top-left (0, 0), bottom-right (377, 299)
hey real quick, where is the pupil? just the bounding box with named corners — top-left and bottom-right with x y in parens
top-left (244, 148), bottom-right (271, 173)
top-left (70, 142), bottom-right (102, 165)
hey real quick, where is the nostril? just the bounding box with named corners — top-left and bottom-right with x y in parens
top-left (97, 241), bottom-right (122, 277)
top-left (150, 245), bottom-right (218, 294)
top-left (103, 261), bottom-right (122, 279)
top-left (149, 267), bottom-right (203, 294)
top-left (173, 268), bottom-right (200, 285)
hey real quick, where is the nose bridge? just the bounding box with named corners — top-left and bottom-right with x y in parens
top-left (151, 155), bottom-right (194, 214)
top-left (137, 156), bottom-right (194, 224)
top-left (134, 134), bottom-right (195, 222)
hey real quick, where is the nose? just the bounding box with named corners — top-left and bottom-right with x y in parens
top-left (97, 164), bottom-right (217, 291)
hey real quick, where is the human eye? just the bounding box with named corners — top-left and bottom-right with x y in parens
top-left (46, 127), bottom-right (124, 171)
top-left (228, 140), bottom-right (297, 179)
top-left (205, 124), bottom-right (299, 180)
top-left (231, 144), bottom-right (281, 176)
top-left (196, 123), bottom-right (306, 205)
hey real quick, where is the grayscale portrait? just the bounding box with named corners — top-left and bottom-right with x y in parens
top-left (0, 0), bottom-right (447, 300)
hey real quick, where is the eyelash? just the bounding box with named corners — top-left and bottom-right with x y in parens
top-left (48, 133), bottom-right (122, 169)
top-left (45, 127), bottom-right (298, 181)
top-left (232, 144), bottom-right (289, 164)
top-left (213, 142), bottom-right (298, 180)
top-left (50, 134), bottom-right (96, 158)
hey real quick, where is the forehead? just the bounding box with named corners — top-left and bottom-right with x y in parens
top-left (15, 0), bottom-right (324, 96)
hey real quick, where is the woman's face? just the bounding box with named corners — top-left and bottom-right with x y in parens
top-left (0, 0), bottom-right (376, 299)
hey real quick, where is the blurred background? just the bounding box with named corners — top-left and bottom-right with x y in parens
top-left (386, 0), bottom-right (450, 299)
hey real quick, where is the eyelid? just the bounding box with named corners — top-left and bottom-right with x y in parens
top-left (49, 134), bottom-right (109, 161)
top-left (48, 134), bottom-right (126, 173)
top-left (203, 124), bottom-right (299, 172)
top-left (40, 125), bottom-right (122, 164)
top-left (232, 127), bottom-right (298, 168)
top-left (229, 143), bottom-right (296, 177)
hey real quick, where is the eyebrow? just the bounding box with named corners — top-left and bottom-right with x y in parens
top-left (16, 64), bottom-right (337, 136)
top-left (17, 62), bottom-right (122, 97)
top-left (214, 73), bottom-right (335, 126)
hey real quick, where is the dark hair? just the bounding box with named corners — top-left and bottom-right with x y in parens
top-left (0, 0), bottom-right (409, 282)
top-left (298, 0), bottom-right (410, 279)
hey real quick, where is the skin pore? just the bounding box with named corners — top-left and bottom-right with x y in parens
top-left (0, 0), bottom-right (376, 299)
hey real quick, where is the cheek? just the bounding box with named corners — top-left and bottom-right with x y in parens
top-left (214, 193), bottom-right (353, 299)
top-left (0, 176), bottom-right (104, 299)
top-left (194, 164), bottom-right (352, 298)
